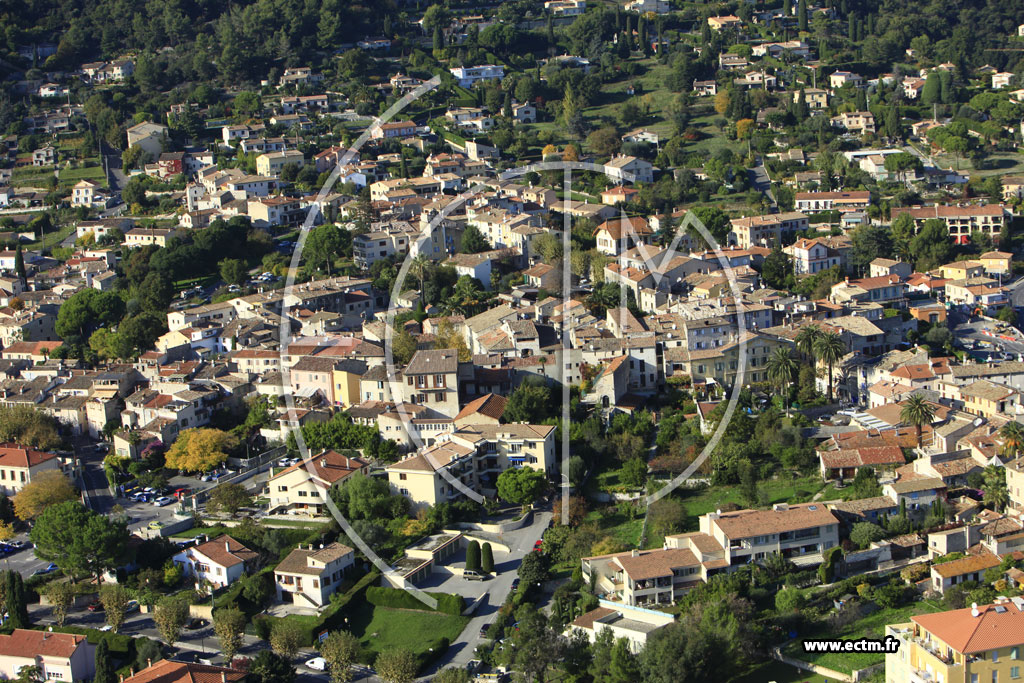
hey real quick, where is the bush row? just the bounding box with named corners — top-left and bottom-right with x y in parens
top-left (364, 586), bottom-right (464, 616)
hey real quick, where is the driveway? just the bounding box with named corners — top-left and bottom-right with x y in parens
top-left (423, 509), bottom-right (552, 677)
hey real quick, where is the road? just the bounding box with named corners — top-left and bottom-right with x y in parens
top-left (748, 157), bottom-right (776, 207)
top-left (952, 317), bottom-right (1024, 359)
top-left (423, 509), bottom-right (552, 678)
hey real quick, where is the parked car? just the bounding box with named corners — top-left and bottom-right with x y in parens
top-left (464, 569), bottom-right (488, 581)
top-left (304, 658), bottom-right (327, 671)
top-left (479, 624), bottom-right (491, 639)
top-left (184, 618), bottom-right (207, 630)
top-left (153, 497), bottom-right (174, 507)
top-left (533, 540), bottom-right (543, 551)
top-left (32, 563), bottom-right (58, 576)
top-left (148, 521), bottom-right (165, 530)
top-left (87, 601), bottom-right (103, 612)
top-left (511, 578), bottom-right (520, 591)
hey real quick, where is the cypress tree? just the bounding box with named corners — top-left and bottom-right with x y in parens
top-left (465, 541), bottom-right (481, 573)
top-left (481, 543), bottom-right (494, 573)
top-left (432, 27), bottom-right (442, 53)
top-left (798, 0), bottom-right (808, 31)
top-left (14, 245), bottom-right (25, 280)
top-left (94, 640), bottom-right (116, 683)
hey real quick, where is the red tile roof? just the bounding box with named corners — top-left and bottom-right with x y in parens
top-left (0, 444), bottom-right (59, 469)
top-left (0, 629), bottom-right (87, 658)
top-left (123, 660), bottom-right (246, 683)
top-left (912, 599), bottom-right (1024, 654)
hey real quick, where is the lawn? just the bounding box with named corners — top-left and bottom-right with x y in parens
top-left (676, 474), bottom-right (830, 525)
top-left (58, 165), bottom-right (107, 189)
top-left (346, 602), bottom-right (470, 663)
top-left (170, 525), bottom-right (227, 539)
top-left (783, 599), bottom-right (944, 674)
top-left (730, 658), bottom-right (836, 683)
top-left (584, 508), bottom-right (645, 548)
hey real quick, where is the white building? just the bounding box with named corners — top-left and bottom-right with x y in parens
top-left (449, 65), bottom-right (505, 88)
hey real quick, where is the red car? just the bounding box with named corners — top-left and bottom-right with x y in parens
top-left (533, 540), bottom-right (543, 551)
top-left (87, 602), bottom-right (103, 612)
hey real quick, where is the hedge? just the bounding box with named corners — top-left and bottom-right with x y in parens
top-left (37, 625), bottom-right (159, 661)
top-left (365, 586), bottom-right (464, 616)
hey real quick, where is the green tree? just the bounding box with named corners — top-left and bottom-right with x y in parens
top-left (304, 224), bottom-right (343, 276)
top-left (213, 607), bottom-right (246, 663)
top-left (154, 596), bottom-right (189, 646)
top-left (766, 348), bottom-right (799, 415)
top-left (900, 394), bottom-right (935, 448)
top-left (760, 248), bottom-right (792, 289)
top-left (391, 327), bottom-right (417, 365)
top-left (219, 259), bottom-right (247, 286)
top-left (620, 457), bottom-right (648, 488)
top-left (4, 571), bottom-right (28, 628)
top-left (270, 619), bottom-right (305, 659)
top-left (99, 583), bottom-right (131, 632)
top-left (14, 245), bottom-right (25, 280)
top-left (466, 540), bottom-right (481, 573)
top-left (374, 649), bottom-right (417, 683)
top-left (497, 467), bottom-right (547, 508)
top-left (460, 224), bottom-right (490, 253)
top-left (249, 651), bottom-right (296, 683)
top-left (795, 324), bottom-right (821, 362)
top-left (31, 502), bottom-right (129, 583)
top-left (42, 580), bottom-right (74, 627)
top-left (206, 483), bottom-right (253, 516)
top-left (93, 640), bottom-right (116, 683)
top-left (518, 549), bottom-right (550, 587)
top-left (921, 72), bottom-right (941, 105)
top-left (850, 522), bottom-right (888, 548)
top-left (1000, 421), bottom-right (1024, 459)
top-left (320, 630), bottom-right (361, 683)
top-left (233, 91), bottom-right (261, 117)
top-left (503, 383), bottom-right (552, 423)
top-left (983, 465), bottom-right (1008, 512)
top-left (814, 331), bottom-right (846, 403)
top-left (775, 586), bottom-right (805, 612)
top-left (798, 0), bottom-right (808, 30)
top-left (481, 543), bottom-right (494, 573)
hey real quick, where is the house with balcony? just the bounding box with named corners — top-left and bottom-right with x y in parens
top-left (274, 542), bottom-right (355, 608)
top-left (567, 602), bottom-right (675, 654)
top-left (787, 237), bottom-right (842, 275)
top-left (0, 630), bottom-right (94, 682)
top-left (730, 212), bottom-right (809, 249)
top-left (172, 534), bottom-right (259, 589)
top-left (891, 205), bottom-right (1010, 246)
top-left (886, 597), bottom-right (1024, 683)
top-left (449, 65), bottom-right (504, 88)
top-left (266, 450), bottom-right (369, 516)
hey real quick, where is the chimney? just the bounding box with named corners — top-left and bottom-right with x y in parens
top-left (321, 458), bottom-right (326, 469)
top-left (148, 659), bottom-right (152, 668)
top-left (972, 602), bottom-right (980, 617)
top-left (221, 674), bottom-right (227, 683)
top-left (631, 549), bottom-right (639, 557)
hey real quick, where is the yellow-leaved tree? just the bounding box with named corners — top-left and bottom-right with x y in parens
top-left (165, 428), bottom-right (236, 473)
top-left (433, 318), bottom-right (472, 362)
top-left (13, 470), bottom-right (78, 521)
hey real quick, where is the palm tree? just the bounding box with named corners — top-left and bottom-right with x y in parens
top-left (814, 331), bottom-right (846, 404)
top-left (409, 254), bottom-right (432, 295)
top-left (900, 394), bottom-right (935, 449)
top-left (1000, 421), bottom-right (1024, 459)
top-left (794, 324), bottom-right (821, 362)
top-left (983, 465), bottom-right (1009, 512)
top-left (766, 347), bottom-right (799, 415)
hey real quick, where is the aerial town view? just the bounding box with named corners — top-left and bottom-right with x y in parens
top-left (2, 0), bottom-right (1024, 682)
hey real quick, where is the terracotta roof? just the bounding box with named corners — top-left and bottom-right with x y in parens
top-left (0, 629), bottom-right (87, 658)
top-left (454, 393), bottom-right (507, 422)
top-left (712, 503), bottom-right (838, 539)
top-left (594, 217), bottom-right (651, 240)
top-left (189, 535), bottom-right (258, 569)
top-left (123, 660), bottom-right (246, 683)
top-left (820, 446), bottom-right (905, 470)
top-left (269, 450), bottom-right (368, 485)
top-left (571, 606), bottom-right (616, 630)
top-left (275, 542), bottom-right (354, 576)
top-left (614, 548), bottom-right (700, 580)
top-left (930, 552), bottom-right (1001, 579)
top-left (0, 443), bottom-right (59, 468)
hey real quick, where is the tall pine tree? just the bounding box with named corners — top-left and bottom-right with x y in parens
top-left (798, 0), bottom-right (808, 31)
top-left (14, 245), bottom-right (25, 281)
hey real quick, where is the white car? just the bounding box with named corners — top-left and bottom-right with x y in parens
top-left (152, 496), bottom-right (174, 507)
top-left (304, 658), bottom-right (327, 671)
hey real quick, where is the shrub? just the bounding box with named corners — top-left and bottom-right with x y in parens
top-left (481, 543), bottom-right (494, 574)
top-left (364, 586), bottom-right (464, 616)
top-left (466, 541), bottom-right (481, 573)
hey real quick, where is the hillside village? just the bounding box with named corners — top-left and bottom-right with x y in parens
top-left (4, 1), bottom-right (1024, 682)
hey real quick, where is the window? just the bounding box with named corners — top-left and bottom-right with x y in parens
top-left (1011, 667), bottom-right (1020, 679)
top-left (298, 491), bottom-right (307, 497)
top-left (399, 473), bottom-right (407, 480)
top-left (995, 652), bottom-right (1000, 663)
top-left (435, 374), bottom-right (445, 387)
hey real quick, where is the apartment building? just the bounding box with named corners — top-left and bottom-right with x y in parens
top-left (794, 190), bottom-right (871, 212)
top-left (386, 423), bottom-right (556, 511)
top-left (593, 217), bottom-right (653, 256)
top-left (402, 349), bottom-right (461, 417)
top-left (568, 603), bottom-right (675, 654)
top-left (830, 274), bottom-right (907, 307)
top-left (255, 149), bottom-right (305, 177)
top-left (449, 64), bottom-right (505, 87)
top-left (352, 224), bottom-right (418, 269)
top-left (0, 444), bottom-right (61, 496)
top-left (730, 212), bottom-right (809, 248)
top-left (787, 237), bottom-right (842, 275)
top-left (582, 503), bottom-right (839, 607)
top-left (886, 598), bottom-right (1024, 683)
top-left (266, 450), bottom-right (369, 515)
top-left (274, 542), bottom-right (355, 608)
top-left (891, 205), bottom-right (1010, 245)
